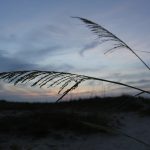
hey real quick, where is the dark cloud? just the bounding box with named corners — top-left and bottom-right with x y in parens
top-left (41, 64), bottom-right (74, 72)
top-left (126, 79), bottom-right (150, 85)
top-left (0, 34), bottom-right (17, 43)
top-left (45, 25), bottom-right (67, 35)
top-left (0, 50), bottom-right (37, 72)
top-left (0, 49), bottom-right (7, 55)
top-left (24, 24), bottom-right (67, 44)
top-left (53, 64), bottom-right (74, 72)
top-left (17, 45), bottom-right (63, 61)
top-left (80, 40), bottom-right (100, 56)
top-left (13, 24), bottom-right (70, 62)
top-left (0, 83), bottom-right (4, 91)
top-left (0, 48), bottom-right (75, 73)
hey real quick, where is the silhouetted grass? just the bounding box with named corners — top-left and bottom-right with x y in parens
top-left (74, 17), bottom-right (150, 71)
top-left (1, 71), bottom-right (150, 102)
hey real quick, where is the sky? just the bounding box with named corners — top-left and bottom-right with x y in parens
top-left (0, 0), bottom-right (150, 102)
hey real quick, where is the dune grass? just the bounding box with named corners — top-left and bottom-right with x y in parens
top-left (73, 17), bottom-right (150, 71)
top-left (0, 17), bottom-right (150, 100)
top-left (0, 17), bottom-right (150, 148)
top-left (1, 71), bottom-right (150, 102)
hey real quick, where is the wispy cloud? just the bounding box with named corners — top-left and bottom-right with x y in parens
top-left (0, 0), bottom-right (150, 101)
top-left (17, 45), bottom-right (62, 61)
top-left (126, 79), bottom-right (150, 86)
top-left (41, 63), bottom-right (74, 72)
top-left (0, 83), bottom-right (4, 91)
top-left (79, 40), bottom-right (100, 56)
top-left (0, 50), bottom-right (37, 71)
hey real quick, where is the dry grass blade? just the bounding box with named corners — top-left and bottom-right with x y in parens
top-left (1, 70), bottom-right (150, 102)
top-left (135, 91), bottom-right (145, 97)
top-left (73, 17), bottom-right (150, 71)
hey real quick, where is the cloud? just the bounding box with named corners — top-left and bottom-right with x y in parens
top-left (0, 83), bottom-right (4, 91)
top-left (0, 23), bottom-right (71, 72)
top-left (17, 45), bottom-right (63, 61)
top-left (0, 33), bottom-right (18, 42)
top-left (126, 79), bottom-right (150, 86)
top-left (54, 64), bottom-right (74, 72)
top-left (0, 46), bottom-right (75, 73)
top-left (41, 63), bottom-right (74, 72)
top-left (45, 24), bottom-right (68, 36)
top-left (11, 24), bottom-right (71, 62)
top-left (0, 50), bottom-right (37, 72)
top-left (23, 24), bottom-right (67, 45)
top-left (79, 40), bottom-right (100, 56)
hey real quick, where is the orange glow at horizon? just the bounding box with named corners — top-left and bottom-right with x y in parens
top-left (3, 81), bottom-right (115, 100)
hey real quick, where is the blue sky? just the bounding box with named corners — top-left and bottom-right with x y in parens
top-left (0, 0), bottom-right (150, 102)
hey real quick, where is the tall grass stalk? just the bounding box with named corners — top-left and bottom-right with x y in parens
top-left (0, 70), bottom-right (150, 102)
top-left (73, 17), bottom-right (150, 71)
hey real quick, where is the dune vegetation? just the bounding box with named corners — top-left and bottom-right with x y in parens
top-left (0, 17), bottom-right (150, 149)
